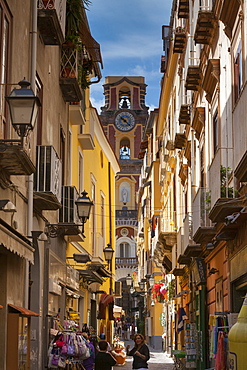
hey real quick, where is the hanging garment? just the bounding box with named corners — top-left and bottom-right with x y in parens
top-left (215, 331), bottom-right (226, 370)
top-left (177, 307), bottom-right (188, 333)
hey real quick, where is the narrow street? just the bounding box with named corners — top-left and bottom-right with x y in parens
top-left (114, 340), bottom-right (174, 370)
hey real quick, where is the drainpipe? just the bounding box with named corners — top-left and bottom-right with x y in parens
top-left (108, 162), bottom-right (113, 295)
top-left (25, 0), bottom-right (37, 308)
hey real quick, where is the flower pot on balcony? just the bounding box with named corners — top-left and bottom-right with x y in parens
top-left (42, 0), bottom-right (54, 9)
top-left (61, 67), bottom-right (76, 79)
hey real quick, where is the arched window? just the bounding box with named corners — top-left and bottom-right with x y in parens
top-left (120, 138), bottom-right (130, 159)
top-left (119, 87), bottom-right (131, 109)
top-left (120, 242), bottom-right (130, 258)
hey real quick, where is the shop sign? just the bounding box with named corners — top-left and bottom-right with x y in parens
top-left (160, 312), bottom-right (166, 326)
top-left (193, 258), bottom-right (206, 285)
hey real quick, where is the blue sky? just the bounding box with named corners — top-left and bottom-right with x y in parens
top-left (86, 0), bottom-right (173, 113)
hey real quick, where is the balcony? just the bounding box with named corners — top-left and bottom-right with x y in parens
top-left (184, 140), bottom-right (191, 162)
top-left (183, 213), bottom-right (202, 258)
top-left (194, 10), bottom-right (217, 45)
top-left (37, 0), bottom-right (66, 45)
top-left (178, 104), bottom-right (190, 125)
top-left (0, 140), bottom-right (35, 176)
top-left (202, 59), bottom-right (220, 103)
top-left (192, 188), bottom-right (216, 244)
top-left (179, 164), bottom-right (188, 186)
top-left (178, 254), bottom-right (191, 265)
top-left (219, 0), bottom-right (240, 39)
top-left (192, 107), bottom-right (205, 140)
top-left (172, 268), bottom-right (185, 276)
top-left (234, 150), bottom-right (247, 182)
top-left (185, 65), bottom-right (203, 91)
top-left (69, 103), bottom-right (86, 126)
top-left (78, 134), bottom-right (95, 150)
top-left (178, 0), bottom-right (189, 19)
top-left (173, 28), bottom-right (187, 54)
top-left (158, 225), bottom-right (177, 252)
top-left (116, 209), bottom-right (138, 227)
top-left (116, 210), bottom-right (138, 218)
top-left (174, 133), bottom-right (187, 149)
top-left (153, 241), bottom-right (172, 271)
top-left (115, 257), bottom-right (138, 268)
top-left (59, 44), bottom-right (83, 102)
top-left (34, 145), bottom-right (62, 210)
top-left (160, 55), bottom-right (167, 73)
top-left (209, 198), bottom-right (244, 224)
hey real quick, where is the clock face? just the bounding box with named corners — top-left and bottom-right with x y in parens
top-left (115, 111), bottom-right (135, 131)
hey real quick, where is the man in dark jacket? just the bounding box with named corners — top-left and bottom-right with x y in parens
top-left (95, 340), bottom-right (117, 370)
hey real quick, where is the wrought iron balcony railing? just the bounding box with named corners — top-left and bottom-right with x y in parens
top-left (115, 257), bottom-right (138, 266)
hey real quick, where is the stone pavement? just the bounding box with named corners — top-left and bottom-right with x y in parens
top-left (113, 340), bottom-right (174, 370)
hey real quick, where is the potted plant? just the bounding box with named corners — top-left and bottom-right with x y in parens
top-left (220, 165), bottom-right (236, 198)
top-left (65, 0), bottom-right (91, 46)
top-left (40, 0), bottom-right (54, 9)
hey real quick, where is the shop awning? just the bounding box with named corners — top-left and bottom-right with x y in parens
top-left (99, 293), bottom-right (114, 308)
top-left (78, 269), bottom-right (105, 284)
top-left (0, 218), bottom-right (34, 264)
top-left (66, 288), bottom-right (80, 299)
top-left (8, 304), bottom-right (39, 317)
top-left (87, 263), bottom-right (112, 278)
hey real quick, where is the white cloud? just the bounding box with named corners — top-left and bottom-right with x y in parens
top-left (87, 0), bottom-right (173, 107)
top-left (90, 96), bottom-right (105, 114)
top-left (101, 38), bottom-right (161, 60)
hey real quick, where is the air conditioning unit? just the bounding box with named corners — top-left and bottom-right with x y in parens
top-left (114, 281), bottom-right (122, 298)
top-left (59, 186), bottom-right (80, 223)
top-left (34, 145), bottom-right (62, 209)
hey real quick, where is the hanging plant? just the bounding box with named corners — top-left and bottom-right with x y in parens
top-left (168, 279), bottom-right (176, 300)
top-left (65, 0), bottom-right (91, 45)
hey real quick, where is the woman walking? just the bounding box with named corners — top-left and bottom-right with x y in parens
top-left (126, 333), bottom-right (150, 370)
top-left (82, 332), bottom-right (95, 370)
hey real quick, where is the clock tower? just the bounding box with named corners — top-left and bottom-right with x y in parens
top-left (100, 76), bottom-right (149, 312)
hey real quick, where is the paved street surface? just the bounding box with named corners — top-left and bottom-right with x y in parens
top-left (113, 340), bottom-right (174, 370)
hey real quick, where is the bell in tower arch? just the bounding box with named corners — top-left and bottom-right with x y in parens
top-left (121, 97), bottom-right (128, 109)
top-left (119, 96), bottom-right (130, 109)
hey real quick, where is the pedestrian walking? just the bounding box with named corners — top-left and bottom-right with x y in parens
top-left (82, 323), bottom-right (90, 334)
top-left (95, 340), bottom-right (117, 370)
top-left (99, 333), bottom-right (112, 351)
top-left (126, 333), bottom-right (150, 369)
top-left (82, 332), bottom-right (95, 370)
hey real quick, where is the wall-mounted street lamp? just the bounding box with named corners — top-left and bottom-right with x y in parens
top-left (5, 79), bottom-right (41, 138)
top-left (103, 243), bottom-right (114, 295)
top-left (149, 275), bottom-right (155, 287)
top-left (103, 243), bottom-right (114, 264)
top-left (46, 190), bottom-right (93, 238)
top-left (0, 200), bottom-right (17, 212)
top-left (126, 274), bottom-right (132, 287)
top-left (75, 190), bottom-right (94, 234)
top-left (145, 274), bottom-right (155, 287)
top-left (72, 253), bottom-right (91, 264)
top-left (139, 279), bottom-right (146, 291)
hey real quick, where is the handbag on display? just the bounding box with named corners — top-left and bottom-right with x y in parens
top-left (51, 349), bottom-right (60, 366)
top-left (67, 335), bottom-right (75, 356)
top-left (77, 335), bottom-right (90, 359)
top-left (58, 355), bottom-right (66, 368)
top-left (55, 334), bottom-right (65, 348)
